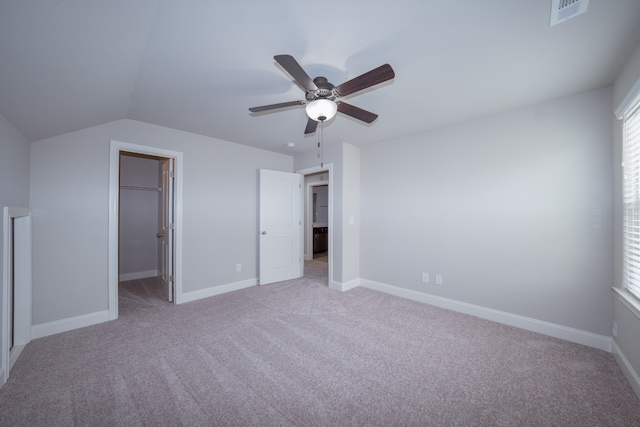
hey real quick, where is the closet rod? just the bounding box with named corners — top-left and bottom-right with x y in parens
top-left (119, 185), bottom-right (160, 192)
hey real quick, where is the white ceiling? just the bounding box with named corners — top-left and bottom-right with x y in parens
top-left (1, 0), bottom-right (640, 155)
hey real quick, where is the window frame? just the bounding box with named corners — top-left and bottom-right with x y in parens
top-left (619, 78), bottom-right (640, 307)
top-left (622, 102), bottom-right (640, 299)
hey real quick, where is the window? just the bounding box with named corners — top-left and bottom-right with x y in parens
top-left (622, 97), bottom-right (640, 299)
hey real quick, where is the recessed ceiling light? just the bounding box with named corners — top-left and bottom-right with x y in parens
top-left (286, 142), bottom-right (295, 148)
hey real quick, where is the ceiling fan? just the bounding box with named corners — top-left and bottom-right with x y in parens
top-left (249, 55), bottom-right (395, 134)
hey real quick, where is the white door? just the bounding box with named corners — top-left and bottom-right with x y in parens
top-left (259, 169), bottom-right (303, 285)
top-left (159, 159), bottom-right (174, 301)
top-left (2, 208), bottom-right (31, 385)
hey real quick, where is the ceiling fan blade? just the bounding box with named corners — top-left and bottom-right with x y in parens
top-left (335, 64), bottom-right (395, 97)
top-left (304, 118), bottom-right (318, 134)
top-left (337, 101), bottom-right (378, 123)
top-left (249, 100), bottom-right (305, 113)
top-left (274, 55), bottom-right (318, 92)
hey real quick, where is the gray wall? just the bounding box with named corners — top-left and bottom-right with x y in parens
top-left (29, 119), bottom-right (292, 325)
top-left (0, 113), bottom-right (30, 209)
top-left (342, 143), bottom-right (360, 285)
top-left (359, 87), bottom-right (613, 336)
top-left (612, 39), bottom-right (640, 381)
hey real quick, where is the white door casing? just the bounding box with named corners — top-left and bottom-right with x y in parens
top-left (109, 140), bottom-right (184, 320)
top-left (259, 169), bottom-right (303, 285)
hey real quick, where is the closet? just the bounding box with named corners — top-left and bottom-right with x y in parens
top-left (118, 153), bottom-right (162, 282)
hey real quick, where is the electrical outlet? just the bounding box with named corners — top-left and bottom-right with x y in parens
top-left (422, 272), bottom-right (429, 283)
top-left (236, 263), bottom-right (242, 272)
top-left (613, 321), bottom-right (618, 337)
top-left (435, 275), bottom-right (443, 285)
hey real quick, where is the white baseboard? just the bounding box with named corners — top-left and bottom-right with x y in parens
top-left (119, 269), bottom-right (159, 282)
top-left (613, 340), bottom-right (640, 400)
top-left (330, 280), bottom-right (340, 291)
top-left (0, 366), bottom-right (6, 388)
top-left (31, 310), bottom-right (110, 339)
top-left (331, 278), bottom-right (360, 292)
top-left (9, 344), bottom-right (25, 370)
top-left (30, 279), bottom-right (256, 337)
top-left (360, 279), bottom-right (612, 352)
top-left (179, 278), bottom-right (256, 304)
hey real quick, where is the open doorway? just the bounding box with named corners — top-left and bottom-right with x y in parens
top-left (108, 140), bottom-right (183, 320)
top-left (118, 152), bottom-right (173, 312)
top-left (306, 180), bottom-right (329, 262)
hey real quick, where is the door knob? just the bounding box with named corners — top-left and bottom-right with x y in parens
top-left (261, 231), bottom-right (267, 235)
top-left (156, 232), bottom-right (167, 238)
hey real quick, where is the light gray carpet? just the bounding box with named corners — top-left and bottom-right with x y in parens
top-left (1, 260), bottom-right (639, 426)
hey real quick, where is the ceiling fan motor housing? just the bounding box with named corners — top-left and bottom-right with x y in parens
top-left (307, 77), bottom-right (336, 101)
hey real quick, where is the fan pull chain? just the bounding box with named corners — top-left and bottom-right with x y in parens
top-left (318, 119), bottom-right (324, 168)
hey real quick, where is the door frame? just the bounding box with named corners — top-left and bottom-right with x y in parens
top-left (297, 164), bottom-right (333, 288)
top-left (1, 207), bottom-right (31, 386)
top-left (108, 140), bottom-right (184, 320)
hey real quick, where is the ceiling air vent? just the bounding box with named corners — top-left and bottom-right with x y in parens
top-left (550, 0), bottom-right (590, 26)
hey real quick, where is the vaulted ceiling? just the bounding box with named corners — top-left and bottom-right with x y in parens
top-left (1, 0), bottom-right (640, 154)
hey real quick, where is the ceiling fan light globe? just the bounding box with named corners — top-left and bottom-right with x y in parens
top-left (306, 99), bottom-right (337, 122)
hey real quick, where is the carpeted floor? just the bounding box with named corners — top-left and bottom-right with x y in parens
top-left (1, 259), bottom-right (639, 426)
